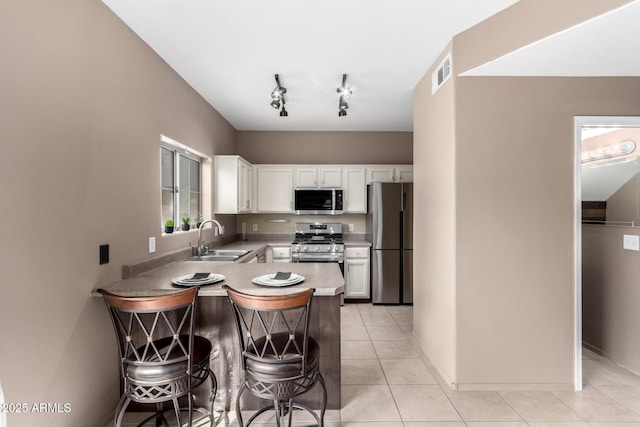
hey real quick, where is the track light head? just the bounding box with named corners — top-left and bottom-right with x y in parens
top-left (270, 74), bottom-right (287, 112)
top-left (337, 74), bottom-right (352, 99)
top-left (337, 74), bottom-right (351, 117)
top-left (339, 96), bottom-right (349, 110)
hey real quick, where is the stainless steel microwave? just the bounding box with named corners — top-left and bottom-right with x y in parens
top-left (294, 189), bottom-right (343, 215)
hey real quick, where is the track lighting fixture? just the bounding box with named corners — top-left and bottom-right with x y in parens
top-left (337, 74), bottom-right (352, 99)
top-left (270, 74), bottom-right (287, 116)
top-left (337, 74), bottom-right (351, 117)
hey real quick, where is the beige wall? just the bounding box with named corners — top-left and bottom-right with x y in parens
top-left (0, 1), bottom-right (236, 426)
top-left (583, 225), bottom-right (640, 375)
top-left (413, 0), bottom-right (637, 389)
top-left (413, 42), bottom-right (458, 385)
top-left (237, 131), bottom-right (413, 164)
top-left (454, 76), bottom-right (578, 386)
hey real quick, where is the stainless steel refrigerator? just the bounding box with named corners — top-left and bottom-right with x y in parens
top-left (366, 182), bottom-right (413, 304)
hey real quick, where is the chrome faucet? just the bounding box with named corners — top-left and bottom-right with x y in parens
top-left (197, 219), bottom-right (224, 255)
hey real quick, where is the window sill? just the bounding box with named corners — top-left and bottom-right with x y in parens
top-left (162, 228), bottom-right (198, 236)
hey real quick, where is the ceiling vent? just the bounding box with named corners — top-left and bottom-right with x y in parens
top-left (432, 53), bottom-right (452, 94)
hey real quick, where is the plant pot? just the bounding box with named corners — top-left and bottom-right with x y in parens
top-left (181, 224), bottom-right (190, 231)
top-left (165, 226), bottom-right (174, 234)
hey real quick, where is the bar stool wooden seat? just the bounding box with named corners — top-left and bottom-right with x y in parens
top-left (98, 287), bottom-right (217, 427)
top-left (223, 285), bottom-right (327, 427)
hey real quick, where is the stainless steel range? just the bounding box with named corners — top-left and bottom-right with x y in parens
top-left (291, 223), bottom-right (344, 264)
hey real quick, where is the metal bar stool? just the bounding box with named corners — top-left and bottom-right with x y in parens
top-left (98, 287), bottom-right (217, 426)
top-left (223, 285), bottom-right (327, 427)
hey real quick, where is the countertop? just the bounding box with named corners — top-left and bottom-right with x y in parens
top-left (94, 257), bottom-right (344, 297)
top-left (94, 238), bottom-right (370, 298)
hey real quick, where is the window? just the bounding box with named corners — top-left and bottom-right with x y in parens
top-left (161, 143), bottom-right (201, 230)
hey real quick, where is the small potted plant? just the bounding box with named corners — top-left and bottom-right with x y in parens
top-left (181, 217), bottom-right (191, 231)
top-left (196, 213), bottom-right (203, 229)
top-left (164, 219), bottom-right (174, 234)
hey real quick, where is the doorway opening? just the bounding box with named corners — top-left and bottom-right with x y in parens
top-left (574, 116), bottom-right (640, 391)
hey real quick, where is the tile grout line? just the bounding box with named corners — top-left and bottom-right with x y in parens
top-left (592, 383), bottom-right (640, 417)
top-left (495, 390), bottom-right (527, 424)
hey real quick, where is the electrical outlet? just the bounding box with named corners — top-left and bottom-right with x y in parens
top-left (221, 225), bottom-right (225, 234)
top-left (148, 237), bottom-right (156, 253)
top-left (623, 234), bottom-right (640, 251)
top-left (252, 223), bottom-right (258, 231)
top-left (348, 224), bottom-right (355, 232)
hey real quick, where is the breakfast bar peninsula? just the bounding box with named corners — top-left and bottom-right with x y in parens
top-left (94, 260), bottom-right (344, 411)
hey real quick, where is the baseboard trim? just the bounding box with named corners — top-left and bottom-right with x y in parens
top-left (455, 382), bottom-right (575, 392)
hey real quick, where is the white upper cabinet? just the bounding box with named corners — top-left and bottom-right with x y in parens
top-left (343, 167), bottom-right (367, 213)
top-left (295, 167), bottom-right (342, 188)
top-left (319, 168), bottom-right (342, 187)
top-left (396, 166), bottom-right (414, 183)
top-left (216, 161), bottom-right (411, 214)
top-left (256, 167), bottom-right (294, 213)
top-left (214, 155), bottom-right (253, 214)
top-left (368, 167), bottom-right (396, 183)
top-left (238, 160), bottom-right (253, 212)
top-left (296, 168), bottom-right (317, 188)
top-left (367, 165), bottom-right (413, 183)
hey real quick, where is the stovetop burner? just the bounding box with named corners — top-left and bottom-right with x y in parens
top-left (291, 223), bottom-right (345, 262)
top-left (293, 235), bottom-right (344, 244)
top-left (293, 222), bottom-right (343, 242)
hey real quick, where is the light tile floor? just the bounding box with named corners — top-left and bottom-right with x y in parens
top-left (107, 303), bottom-right (640, 426)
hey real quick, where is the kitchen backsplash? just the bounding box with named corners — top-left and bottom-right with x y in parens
top-left (235, 213), bottom-right (367, 235)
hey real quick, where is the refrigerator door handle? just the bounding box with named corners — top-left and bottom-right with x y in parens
top-left (373, 183), bottom-right (383, 248)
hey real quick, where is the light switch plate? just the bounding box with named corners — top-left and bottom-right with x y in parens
top-left (252, 224), bottom-right (258, 231)
top-left (148, 237), bottom-right (156, 253)
top-left (623, 234), bottom-right (640, 251)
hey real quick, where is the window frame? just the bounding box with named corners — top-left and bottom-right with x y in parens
top-left (160, 139), bottom-right (202, 232)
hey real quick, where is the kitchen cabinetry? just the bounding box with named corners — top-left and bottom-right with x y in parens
top-left (256, 167), bottom-right (293, 213)
top-left (295, 167), bottom-right (342, 188)
top-left (343, 168), bottom-right (367, 213)
top-left (367, 165), bottom-right (413, 183)
top-left (396, 167), bottom-right (413, 182)
top-left (214, 155), bottom-right (253, 214)
top-left (267, 246), bottom-right (292, 263)
top-left (244, 247), bottom-right (267, 264)
top-left (344, 246), bottom-right (370, 299)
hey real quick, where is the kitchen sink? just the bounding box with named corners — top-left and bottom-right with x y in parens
top-left (183, 249), bottom-right (252, 262)
top-left (184, 255), bottom-right (239, 262)
top-left (208, 249), bottom-right (251, 257)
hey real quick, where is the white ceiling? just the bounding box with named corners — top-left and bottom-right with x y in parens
top-left (101, 0), bottom-right (519, 131)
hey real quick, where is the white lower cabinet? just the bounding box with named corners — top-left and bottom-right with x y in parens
top-left (267, 246), bottom-right (292, 263)
top-left (344, 246), bottom-right (370, 299)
